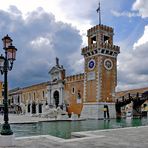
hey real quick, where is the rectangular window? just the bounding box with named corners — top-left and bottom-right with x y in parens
top-left (104, 35), bottom-right (110, 43)
top-left (91, 36), bottom-right (96, 44)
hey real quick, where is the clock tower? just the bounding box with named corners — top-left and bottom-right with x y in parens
top-left (81, 24), bottom-right (120, 119)
top-left (81, 24), bottom-right (120, 118)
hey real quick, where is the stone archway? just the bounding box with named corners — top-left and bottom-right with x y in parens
top-left (53, 90), bottom-right (59, 108)
top-left (28, 104), bottom-right (31, 113)
top-left (32, 102), bottom-right (36, 114)
top-left (38, 103), bottom-right (43, 113)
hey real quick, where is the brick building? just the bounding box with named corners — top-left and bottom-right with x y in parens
top-left (7, 23), bottom-right (120, 119)
top-left (8, 82), bottom-right (49, 114)
top-left (7, 23), bottom-right (147, 118)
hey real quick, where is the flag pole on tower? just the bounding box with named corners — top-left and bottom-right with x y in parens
top-left (96, 1), bottom-right (101, 25)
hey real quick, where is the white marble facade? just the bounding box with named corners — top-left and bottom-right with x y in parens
top-left (47, 83), bottom-right (64, 107)
top-left (47, 58), bottom-right (65, 108)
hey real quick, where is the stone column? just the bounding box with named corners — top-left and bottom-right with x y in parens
top-left (62, 87), bottom-right (64, 105)
top-left (51, 90), bottom-right (54, 106)
top-left (25, 102), bottom-right (28, 114)
top-left (36, 100), bottom-right (39, 114)
top-left (47, 85), bottom-right (52, 106)
top-left (30, 100), bottom-right (32, 115)
top-left (42, 100), bottom-right (47, 113)
top-left (83, 73), bottom-right (86, 102)
top-left (26, 100), bottom-right (31, 115)
top-left (49, 88), bottom-right (52, 105)
top-left (60, 87), bottom-right (62, 105)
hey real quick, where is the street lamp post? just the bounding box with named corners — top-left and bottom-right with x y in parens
top-left (0, 35), bottom-right (17, 135)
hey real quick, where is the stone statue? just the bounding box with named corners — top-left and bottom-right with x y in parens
top-left (56, 57), bottom-right (59, 66)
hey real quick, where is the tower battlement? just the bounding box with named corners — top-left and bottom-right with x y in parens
top-left (81, 42), bottom-right (120, 56)
top-left (87, 24), bottom-right (113, 36)
top-left (66, 73), bottom-right (84, 82)
top-left (81, 24), bottom-right (120, 58)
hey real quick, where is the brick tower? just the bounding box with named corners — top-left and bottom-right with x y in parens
top-left (82, 24), bottom-right (120, 102)
top-left (81, 24), bottom-right (120, 119)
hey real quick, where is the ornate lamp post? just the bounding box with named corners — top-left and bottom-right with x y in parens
top-left (0, 35), bottom-right (17, 135)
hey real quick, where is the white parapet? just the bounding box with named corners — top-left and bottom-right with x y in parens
top-left (0, 134), bottom-right (15, 147)
top-left (81, 102), bottom-right (116, 119)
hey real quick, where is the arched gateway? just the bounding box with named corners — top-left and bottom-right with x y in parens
top-left (53, 90), bottom-right (59, 108)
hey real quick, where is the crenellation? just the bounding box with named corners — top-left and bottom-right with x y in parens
top-left (82, 42), bottom-right (120, 57)
top-left (66, 73), bottom-right (84, 82)
top-left (87, 25), bottom-right (114, 37)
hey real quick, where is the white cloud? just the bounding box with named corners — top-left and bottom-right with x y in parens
top-left (0, 0), bottom-right (124, 47)
top-left (0, 7), bottom-right (82, 88)
top-left (0, 0), bottom-right (92, 45)
top-left (111, 10), bottom-right (140, 18)
top-left (133, 25), bottom-right (148, 49)
top-left (67, 51), bottom-right (84, 74)
top-left (112, 0), bottom-right (148, 19)
top-left (30, 36), bottom-right (52, 49)
top-left (132, 0), bottom-right (148, 18)
top-left (117, 24), bottom-right (148, 91)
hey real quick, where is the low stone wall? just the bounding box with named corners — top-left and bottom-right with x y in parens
top-left (81, 102), bottom-right (116, 119)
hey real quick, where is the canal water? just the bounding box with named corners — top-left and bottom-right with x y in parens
top-left (3, 118), bottom-right (148, 139)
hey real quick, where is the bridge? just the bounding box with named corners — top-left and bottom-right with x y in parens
top-left (115, 91), bottom-right (148, 119)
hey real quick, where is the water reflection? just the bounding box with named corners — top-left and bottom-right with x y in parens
top-left (103, 120), bottom-right (110, 129)
top-left (131, 118), bottom-right (142, 126)
top-left (8, 117), bottom-right (148, 139)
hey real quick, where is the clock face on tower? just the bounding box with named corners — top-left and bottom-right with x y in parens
top-left (88, 59), bottom-right (95, 70)
top-left (104, 59), bottom-right (113, 70)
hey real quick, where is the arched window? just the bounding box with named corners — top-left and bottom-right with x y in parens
top-left (71, 87), bottom-right (75, 94)
top-left (34, 92), bottom-right (35, 100)
top-left (53, 90), bottom-right (59, 108)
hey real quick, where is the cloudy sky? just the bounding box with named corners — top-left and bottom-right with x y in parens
top-left (0, 0), bottom-right (148, 91)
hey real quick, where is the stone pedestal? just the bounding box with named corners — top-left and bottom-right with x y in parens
top-left (81, 102), bottom-right (116, 119)
top-left (0, 135), bottom-right (15, 147)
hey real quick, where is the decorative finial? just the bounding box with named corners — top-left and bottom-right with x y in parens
top-left (96, 0), bottom-right (101, 25)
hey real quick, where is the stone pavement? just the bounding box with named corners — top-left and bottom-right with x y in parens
top-left (0, 125), bottom-right (147, 148)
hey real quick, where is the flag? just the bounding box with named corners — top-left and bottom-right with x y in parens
top-left (96, 7), bottom-right (100, 13)
top-left (96, 2), bottom-right (100, 13)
